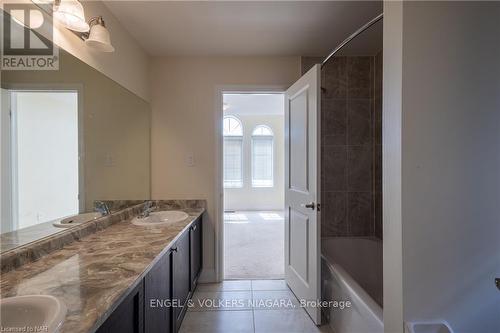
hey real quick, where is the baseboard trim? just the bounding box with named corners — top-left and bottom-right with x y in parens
top-left (198, 268), bottom-right (217, 283)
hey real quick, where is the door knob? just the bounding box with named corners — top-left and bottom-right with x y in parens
top-left (302, 202), bottom-right (315, 210)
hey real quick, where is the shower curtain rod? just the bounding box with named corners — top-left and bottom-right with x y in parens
top-left (321, 13), bottom-right (384, 68)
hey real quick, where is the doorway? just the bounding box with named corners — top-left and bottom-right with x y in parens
top-left (0, 89), bottom-right (81, 232)
top-left (221, 92), bottom-right (285, 280)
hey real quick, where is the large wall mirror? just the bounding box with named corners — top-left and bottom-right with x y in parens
top-left (1, 46), bottom-right (151, 252)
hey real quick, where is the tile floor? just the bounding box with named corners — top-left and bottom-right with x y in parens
top-left (224, 211), bottom-right (284, 279)
top-left (179, 279), bottom-right (331, 333)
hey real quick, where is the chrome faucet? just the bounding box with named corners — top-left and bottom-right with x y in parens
top-left (139, 201), bottom-right (155, 218)
top-left (94, 201), bottom-right (111, 215)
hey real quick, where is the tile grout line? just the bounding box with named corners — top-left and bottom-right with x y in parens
top-left (252, 308), bottom-right (256, 333)
top-left (251, 282), bottom-right (256, 333)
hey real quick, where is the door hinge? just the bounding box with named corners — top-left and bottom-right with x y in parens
top-left (317, 203), bottom-right (321, 212)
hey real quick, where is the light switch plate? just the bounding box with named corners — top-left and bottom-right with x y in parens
top-left (186, 153), bottom-right (195, 167)
top-left (104, 153), bottom-right (115, 167)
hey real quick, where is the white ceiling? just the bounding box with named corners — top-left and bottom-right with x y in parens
top-left (223, 93), bottom-right (284, 116)
top-left (103, 1), bottom-right (383, 57)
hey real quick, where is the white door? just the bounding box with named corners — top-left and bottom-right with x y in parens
top-left (12, 91), bottom-right (79, 228)
top-left (284, 64), bottom-right (321, 324)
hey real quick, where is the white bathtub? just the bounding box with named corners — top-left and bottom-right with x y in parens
top-left (321, 237), bottom-right (383, 333)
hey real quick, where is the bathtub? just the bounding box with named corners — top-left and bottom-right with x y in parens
top-left (321, 237), bottom-right (383, 333)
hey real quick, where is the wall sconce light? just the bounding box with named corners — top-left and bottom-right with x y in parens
top-left (52, 0), bottom-right (89, 32)
top-left (82, 16), bottom-right (115, 53)
top-left (31, 0), bottom-right (115, 52)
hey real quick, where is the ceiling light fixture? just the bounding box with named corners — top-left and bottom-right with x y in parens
top-left (52, 0), bottom-right (89, 32)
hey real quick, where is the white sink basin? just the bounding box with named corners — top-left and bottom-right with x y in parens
top-left (53, 212), bottom-right (103, 228)
top-left (132, 211), bottom-right (189, 226)
top-left (0, 295), bottom-right (66, 333)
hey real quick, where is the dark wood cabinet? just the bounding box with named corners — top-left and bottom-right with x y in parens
top-left (172, 230), bottom-right (190, 332)
top-left (144, 250), bottom-right (172, 333)
top-left (96, 215), bottom-right (202, 333)
top-left (96, 281), bottom-right (144, 333)
top-left (190, 218), bottom-right (202, 291)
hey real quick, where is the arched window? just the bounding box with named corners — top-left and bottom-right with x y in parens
top-left (223, 116), bottom-right (243, 188)
top-left (223, 115), bottom-right (243, 136)
top-left (251, 125), bottom-right (274, 187)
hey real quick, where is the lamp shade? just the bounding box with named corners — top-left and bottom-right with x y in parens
top-left (53, 0), bottom-right (89, 32)
top-left (85, 23), bottom-right (114, 52)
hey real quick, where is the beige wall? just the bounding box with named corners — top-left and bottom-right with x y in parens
top-left (384, 1), bottom-right (500, 332)
top-left (150, 56), bottom-right (300, 280)
top-left (55, 1), bottom-right (150, 101)
top-left (223, 113), bottom-right (284, 211)
top-left (3, 51), bottom-right (151, 211)
top-left (2, 0), bottom-right (150, 101)
top-left (382, 1), bottom-right (404, 332)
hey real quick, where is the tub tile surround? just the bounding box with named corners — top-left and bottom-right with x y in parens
top-left (301, 52), bottom-right (383, 240)
top-left (0, 200), bottom-right (205, 333)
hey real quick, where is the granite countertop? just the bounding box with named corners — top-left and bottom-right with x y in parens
top-left (0, 220), bottom-right (65, 252)
top-left (0, 207), bottom-right (204, 333)
top-left (0, 200), bottom-right (147, 253)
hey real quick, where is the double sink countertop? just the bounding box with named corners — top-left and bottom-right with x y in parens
top-left (0, 205), bottom-right (204, 333)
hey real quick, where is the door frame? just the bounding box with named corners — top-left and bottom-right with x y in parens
top-left (3, 83), bottom-right (85, 218)
top-left (214, 85), bottom-right (287, 282)
top-left (1, 88), bottom-right (13, 232)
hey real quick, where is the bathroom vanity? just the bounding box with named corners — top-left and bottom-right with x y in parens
top-left (96, 216), bottom-right (202, 333)
top-left (0, 201), bottom-right (205, 333)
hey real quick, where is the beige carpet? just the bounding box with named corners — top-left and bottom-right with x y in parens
top-left (224, 211), bottom-right (284, 279)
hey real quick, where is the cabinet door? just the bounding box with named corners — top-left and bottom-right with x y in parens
top-left (172, 231), bottom-right (190, 332)
top-left (145, 251), bottom-right (172, 333)
top-left (190, 217), bottom-right (202, 291)
top-left (96, 281), bottom-right (144, 333)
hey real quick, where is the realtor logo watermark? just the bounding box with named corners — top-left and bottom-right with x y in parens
top-left (1, 2), bottom-right (59, 70)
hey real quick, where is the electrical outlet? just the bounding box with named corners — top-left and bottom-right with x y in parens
top-left (186, 153), bottom-right (195, 167)
top-left (104, 153), bottom-right (115, 167)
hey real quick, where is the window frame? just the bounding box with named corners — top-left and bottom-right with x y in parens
top-left (223, 115), bottom-right (244, 188)
top-left (251, 125), bottom-right (274, 188)
top-left (223, 115), bottom-right (243, 136)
